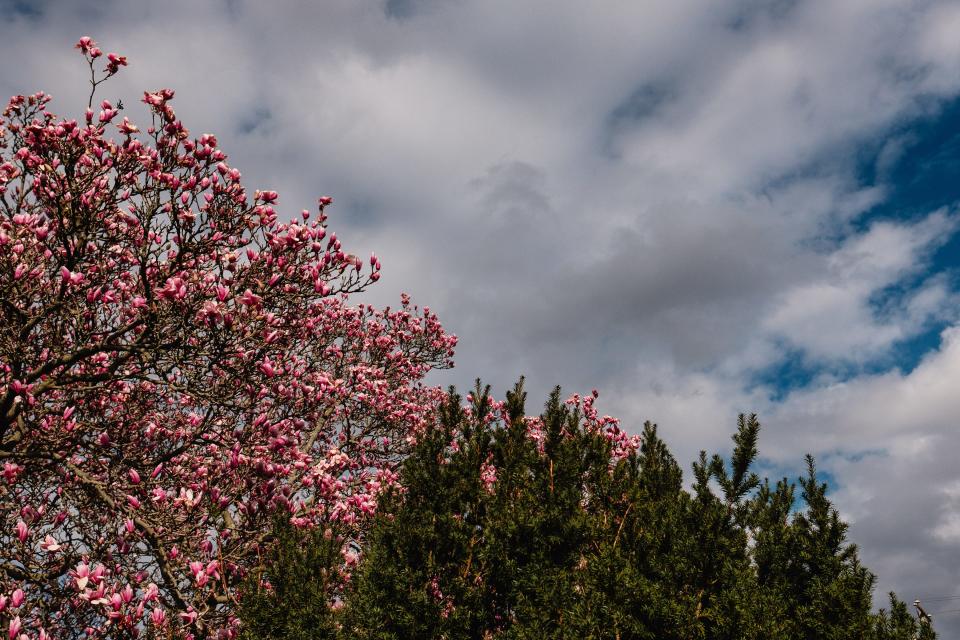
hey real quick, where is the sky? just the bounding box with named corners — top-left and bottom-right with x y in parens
top-left (3, 0), bottom-right (960, 630)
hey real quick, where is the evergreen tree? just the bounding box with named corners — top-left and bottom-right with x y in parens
top-left (239, 381), bottom-right (936, 640)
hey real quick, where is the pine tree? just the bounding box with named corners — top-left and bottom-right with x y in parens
top-left (239, 382), bottom-right (936, 640)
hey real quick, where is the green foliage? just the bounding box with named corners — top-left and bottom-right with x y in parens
top-left (238, 382), bottom-right (935, 640)
top-left (237, 519), bottom-right (347, 640)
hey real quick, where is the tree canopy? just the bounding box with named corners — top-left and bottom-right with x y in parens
top-left (244, 381), bottom-right (936, 640)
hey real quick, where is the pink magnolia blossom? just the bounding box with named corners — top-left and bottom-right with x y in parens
top-left (71, 562), bottom-right (90, 590)
top-left (150, 608), bottom-right (166, 626)
top-left (74, 37), bottom-right (95, 54)
top-left (479, 456), bottom-right (498, 494)
top-left (105, 53), bottom-right (127, 75)
top-left (40, 535), bottom-right (61, 552)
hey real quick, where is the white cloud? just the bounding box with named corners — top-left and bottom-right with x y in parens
top-left (762, 212), bottom-right (958, 362)
top-left (759, 329), bottom-right (960, 607)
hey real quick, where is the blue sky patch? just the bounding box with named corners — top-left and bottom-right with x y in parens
top-left (750, 97), bottom-right (960, 398)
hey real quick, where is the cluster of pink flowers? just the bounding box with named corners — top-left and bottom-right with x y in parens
top-left (426, 576), bottom-right (455, 619)
top-left (0, 38), bottom-right (456, 638)
top-left (451, 390), bottom-right (636, 495)
top-left (478, 453), bottom-right (498, 494)
top-left (566, 390), bottom-right (640, 463)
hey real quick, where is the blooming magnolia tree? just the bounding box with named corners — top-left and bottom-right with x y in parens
top-left (0, 38), bottom-right (455, 638)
